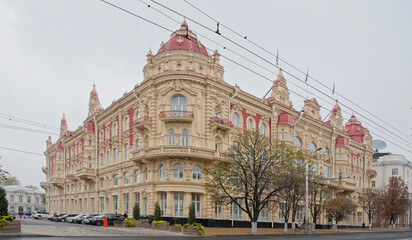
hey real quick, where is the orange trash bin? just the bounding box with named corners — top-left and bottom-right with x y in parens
top-left (103, 218), bottom-right (108, 227)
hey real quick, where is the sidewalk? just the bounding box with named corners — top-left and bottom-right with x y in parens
top-left (204, 226), bottom-right (411, 235)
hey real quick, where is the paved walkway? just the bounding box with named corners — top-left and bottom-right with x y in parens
top-left (204, 226), bottom-right (411, 235)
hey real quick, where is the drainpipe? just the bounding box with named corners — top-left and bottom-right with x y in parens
top-left (63, 139), bottom-right (66, 214)
top-left (293, 111), bottom-right (304, 145)
top-left (228, 87), bottom-right (238, 144)
top-left (331, 127), bottom-right (335, 178)
top-left (94, 116), bottom-right (99, 214)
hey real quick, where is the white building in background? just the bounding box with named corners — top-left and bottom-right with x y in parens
top-left (3, 185), bottom-right (45, 214)
top-left (372, 154), bottom-right (412, 227)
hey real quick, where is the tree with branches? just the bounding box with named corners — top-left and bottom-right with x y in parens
top-left (274, 156), bottom-right (306, 232)
top-left (325, 195), bottom-right (357, 229)
top-left (379, 177), bottom-right (410, 230)
top-left (206, 129), bottom-right (304, 234)
top-left (0, 165), bottom-right (9, 181)
top-left (360, 188), bottom-right (379, 229)
top-left (308, 175), bottom-right (329, 232)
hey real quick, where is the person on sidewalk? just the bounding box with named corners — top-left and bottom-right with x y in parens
top-left (123, 212), bottom-right (128, 219)
top-left (148, 215), bottom-right (153, 228)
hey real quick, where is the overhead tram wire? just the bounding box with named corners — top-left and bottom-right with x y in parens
top-left (183, 0), bottom-right (410, 140)
top-left (100, 1), bottom-right (411, 153)
top-left (150, 0), bottom-right (412, 147)
top-left (0, 114), bottom-right (59, 131)
top-left (0, 123), bottom-right (59, 136)
top-left (0, 146), bottom-right (44, 156)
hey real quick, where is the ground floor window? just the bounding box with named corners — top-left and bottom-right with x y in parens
top-left (100, 197), bottom-right (104, 214)
top-left (214, 202), bottom-right (222, 219)
top-left (174, 192), bottom-right (184, 217)
top-left (124, 194), bottom-right (129, 215)
top-left (143, 198), bottom-right (148, 216)
top-left (230, 199), bottom-right (242, 220)
top-left (91, 198), bottom-right (95, 213)
top-left (160, 193), bottom-right (167, 216)
top-left (192, 194), bottom-right (201, 218)
top-left (258, 207), bottom-right (270, 222)
top-left (357, 212), bottom-right (362, 226)
top-left (113, 196), bottom-right (118, 214)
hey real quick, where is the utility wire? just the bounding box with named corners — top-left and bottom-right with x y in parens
top-left (183, 0), bottom-right (410, 141)
top-left (0, 114), bottom-right (59, 131)
top-left (150, 0), bottom-right (412, 147)
top-left (0, 146), bottom-right (44, 156)
top-left (0, 123), bottom-right (59, 136)
top-left (100, 0), bottom-right (411, 153)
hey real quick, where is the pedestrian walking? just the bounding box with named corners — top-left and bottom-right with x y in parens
top-left (148, 215), bottom-right (153, 228)
top-left (123, 212), bottom-right (128, 219)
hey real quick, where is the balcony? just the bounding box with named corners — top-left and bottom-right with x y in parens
top-left (66, 174), bottom-right (78, 181)
top-left (76, 168), bottom-right (96, 181)
top-left (41, 166), bottom-right (48, 174)
top-left (132, 146), bottom-right (226, 163)
top-left (340, 180), bottom-right (357, 192)
top-left (134, 116), bottom-right (152, 130)
top-left (210, 117), bottom-right (233, 131)
top-left (366, 169), bottom-right (377, 178)
top-left (159, 111), bottom-right (194, 123)
top-left (50, 177), bottom-right (63, 188)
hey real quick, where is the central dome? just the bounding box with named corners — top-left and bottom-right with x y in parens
top-left (157, 20), bottom-right (209, 56)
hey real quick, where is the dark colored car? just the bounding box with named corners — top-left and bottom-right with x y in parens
top-left (49, 214), bottom-right (65, 221)
top-left (87, 215), bottom-right (105, 225)
top-left (95, 214), bottom-right (125, 226)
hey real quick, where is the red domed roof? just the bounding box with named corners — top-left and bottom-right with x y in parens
top-left (157, 20), bottom-right (209, 56)
top-left (345, 114), bottom-right (365, 143)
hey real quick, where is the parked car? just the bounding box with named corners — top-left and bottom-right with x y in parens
top-left (32, 211), bottom-right (51, 220)
top-left (95, 214), bottom-right (125, 226)
top-left (56, 214), bottom-right (77, 222)
top-left (49, 213), bottom-right (65, 221)
top-left (87, 215), bottom-right (105, 225)
top-left (79, 214), bottom-right (97, 224)
top-left (66, 214), bottom-right (85, 223)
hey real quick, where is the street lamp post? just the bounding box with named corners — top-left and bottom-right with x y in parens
top-left (305, 147), bottom-right (322, 234)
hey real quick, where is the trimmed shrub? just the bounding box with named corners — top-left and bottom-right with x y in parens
top-left (133, 203), bottom-right (140, 220)
top-left (124, 218), bottom-right (135, 227)
top-left (188, 203), bottom-right (195, 224)
top-left (0, 186), bottom-right (8, 216)
top-left (153, 202), bottom-right (161, 221)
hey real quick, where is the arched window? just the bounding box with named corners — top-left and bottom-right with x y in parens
top-left (124, 144), bottom-right (129, 160)
top-left (259, 123), bottom-right (266, 135)
top-left (168, 129), bottom-right (175, 145)
top-left (35, 197), bottom-right (39, 204)
top-left (113, 174), bottom-right (118, 186)
top-left (192, 166), bottom-right (201, 180)
top-left (323, 147), bottom-right (330, 155)
top-left (124, 117), bottom-right (129, 130)
top-left (182, 129), bottom-right (189, 146)
top-left (135, 169), bottom-right (140, 183)
top-left (124, 172), bottom-right (130, 184)
top-left (113, 123), bottom-right (118, 136)
top-left (173, 164), bottom-right (184, 178)
top-left (170, 95), bottom-right (187, 111)
top-left (232, 113), bottom-right (240, 127)
top-left (247, 119), bottom-right (253, 130)
top-left (159, 165), bottom-right (165, 179)
top-left (308, 142), bottom-right (316, 151)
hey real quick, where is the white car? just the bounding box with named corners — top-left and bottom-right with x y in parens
top-left (66, 214), bottom-right (85, 223)
top-left (32, 211), bottom-right (51, 219)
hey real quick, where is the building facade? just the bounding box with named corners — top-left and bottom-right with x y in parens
top-left (42, 21), bottom-right (375, 226)
top-left (3, 185), bottom-right (45, 214)
top-left (372, 154), bottom-right (412, 227)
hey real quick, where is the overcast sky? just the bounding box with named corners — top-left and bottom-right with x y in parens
top-left (1, 0), bottom-right (411, 189)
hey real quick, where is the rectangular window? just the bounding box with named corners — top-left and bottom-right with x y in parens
top-left (392, 168), bottom-right (398, 176)
top-left (280, 133), bottom-right (285, 140)
top-left (125, 144), bottom-right (129, 160)
top-left (100, 153), bottom-right (104, 167)
top-left (357, 212), bottom-right (362, 226)
top-left (79, 199), bottom-right (82, 212)
top-left (372, 181), bottom-right (375, 188)
top-left (100, 178), bottom-right (104, 188)
top-left (124, 194), bottom-right (129, 215)
top-left (192, 194), bottom-right (201, 218)
top-left (338, 154), bottom-right (342, 160)
top-left (230, 199), bottom-right (242, 220)
top-left (160, 193), bottom-right (167, 216)
top-left (359, 177), bottom-right (362, 187)
top-left (113, 148), bottom-right (117, 163)
top-left (107, 151), bottom-right (110, 165)
top-left (100, 197), bottom-right (104, 214)
top-left (85, 198), bottom-right (88, 213)
top-left (214, 202), bottom-right (222, 219)
top-left (258, 207), bottom-right (270, 222)
top-left (89, 139), bottom-right (92, 146)
top-left (323, 166), bottom-right (331, 179)
top-left (144, 198), bottom-right (148, 216)
top-left (135, 192), bottom-right (140, 206)
top-left (169, 135), bottom-right (175, 145)
top-left (113, 195), bottom-right (118, 213)
top-left (338, 171), bottom-right (343, 180)
top-left (174, 192), bottom-right (184, 217)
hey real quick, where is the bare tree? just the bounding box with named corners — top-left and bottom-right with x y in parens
top-left (206, 129), bottom-right (304, 234)
top-left (379, 177), bottom-right (410, 230)
top-left (325, 195), bottom-right (357, 230)
top-left (308, 175), bottom-right (329, 232)
top-left (360, 188), bottom-right (379, 229)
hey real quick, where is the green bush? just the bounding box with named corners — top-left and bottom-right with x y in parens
top-left (153, 202), bottom-right (161, 221)
top-left (191, 223), bottom-right (205, 235)
top-left (188, 203), bottom-right (196, 224)
top-left (124, 218), bottom-right (135, 227)
top-left (0, 215), bottom-right (13, 226)
top-left (133, 203), bottom-right (140, 220)
top-left (153, 220), bottom-right (167, 226)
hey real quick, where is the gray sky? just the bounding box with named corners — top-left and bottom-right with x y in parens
top-left (1, 0), bottom-right (411, 189)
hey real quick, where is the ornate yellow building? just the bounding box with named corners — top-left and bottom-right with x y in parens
top-left (42, 21), bottom-right (375, 226)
